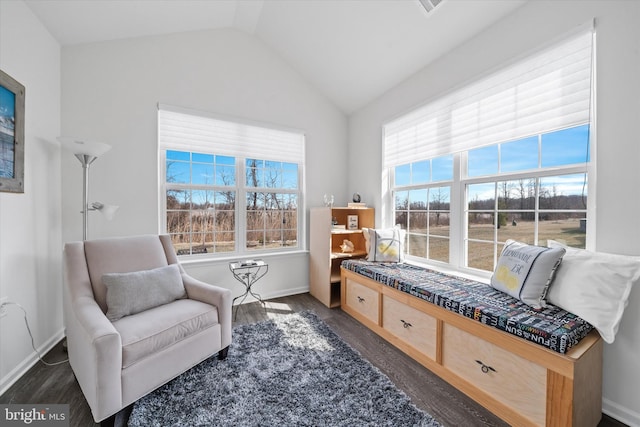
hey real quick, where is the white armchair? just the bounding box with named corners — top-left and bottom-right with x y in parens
top-left (63, 234), bottom-right (232, 423)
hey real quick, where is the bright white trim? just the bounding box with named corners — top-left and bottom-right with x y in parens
top-left (602, 398), bottom-right (640, 427)
top-left (0, 329), bottom-right (65, 396)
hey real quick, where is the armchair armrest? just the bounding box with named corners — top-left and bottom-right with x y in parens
top-left (66, 295), bottom-right (123, 421)
top-left (182, 273), bottom-right (232, 348)
top-left (73, 296), bottom-right (120, 341)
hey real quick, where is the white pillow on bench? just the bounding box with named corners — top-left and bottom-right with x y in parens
top-left (546, 240), bottom-right (640, 343)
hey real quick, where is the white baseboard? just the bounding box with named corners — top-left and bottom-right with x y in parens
top-left (0, 329), bottom-right (66, 397)
top-left (603, 398), bottom-right (640, 427)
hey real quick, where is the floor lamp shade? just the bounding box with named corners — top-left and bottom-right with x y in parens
top-left (58, 136), bottom-right (111, 158)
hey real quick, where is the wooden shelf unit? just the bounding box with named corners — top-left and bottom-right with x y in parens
top-left (309, 206), bottom-right (374, 307)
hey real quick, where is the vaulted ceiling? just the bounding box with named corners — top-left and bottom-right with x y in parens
top-left (25, 0), bottom-right (526, 114)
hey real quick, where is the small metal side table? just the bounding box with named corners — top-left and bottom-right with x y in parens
top-left (229, 259), bottom-right (268, 320)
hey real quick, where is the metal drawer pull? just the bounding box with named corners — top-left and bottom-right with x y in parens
top-left (400, 319), bottom-right (413, 328)
top-left (357, 296), bottom-right (365, 303)
top-left (475, 360), bottom-right (496, 374)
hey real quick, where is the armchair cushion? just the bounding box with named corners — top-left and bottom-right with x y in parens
top-left (113, 299), bottom-right (219, 369)
top-left (103, 264), bottom-right (186, 321)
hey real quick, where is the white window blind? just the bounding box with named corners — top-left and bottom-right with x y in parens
top-left (158, 104), bottom-right (305, 164)
top-left (384, 26), bottom-right (594, 168)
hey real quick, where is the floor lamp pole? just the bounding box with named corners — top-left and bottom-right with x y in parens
top-left (58, 136), bottom-right (113, 241)
top-left (75, 153), bottom-right (98, 241)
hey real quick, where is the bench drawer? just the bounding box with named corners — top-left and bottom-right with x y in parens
top-left (442, 324), bottom-right (547, 426)
top-left (345, 279), bottom-right (379, 324)
top-left (383, 295), bottom-right (437, 360)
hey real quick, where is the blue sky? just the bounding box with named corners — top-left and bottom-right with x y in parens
top-left (396, 124), bottom-right (590, 185)
top-left (468, 124), bottom-right (590, 176)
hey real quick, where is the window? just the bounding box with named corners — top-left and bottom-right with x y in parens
top-left (159, 105), bottom-right (304, 257)
top-left (465, 125), bottom-right (589, 271)
top-left (385, 26), bottom-right (594, 274)
top-left (245, 159), bottom-right (299, 251)
top-left (165, 151), bottom-right (236, 255)
top-left (394, 155), bottom-right (452, 263)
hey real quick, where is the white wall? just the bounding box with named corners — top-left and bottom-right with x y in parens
top-left (348, 1), bottom-right (640, 424)
top-left (0, 0), bottom-right (62, 394)
top-left (60, 29), bottom-right (347, 300)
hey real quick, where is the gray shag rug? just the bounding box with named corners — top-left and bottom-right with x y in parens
top-left (128, 311), bottom-right (441, 427)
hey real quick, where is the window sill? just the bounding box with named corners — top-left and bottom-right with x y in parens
top-left (405, 258), bottom-right (491, 285)
top-left (178, 249), bottom-right (309, 266)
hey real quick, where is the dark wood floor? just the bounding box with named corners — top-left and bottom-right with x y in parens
top-left (0, 293), bottom-right (628, 427)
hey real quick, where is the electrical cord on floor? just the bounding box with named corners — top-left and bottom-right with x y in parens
top-left (1, 301), bottom-right (69, 366)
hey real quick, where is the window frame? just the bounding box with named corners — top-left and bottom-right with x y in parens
top-left (462, 163), bottom-right (589, 274)
top-left (392, 154), bottom-right (454, 264)
top-left (161, 150), bottom-right (304, 258)
top-left (243, 158), bottom-right (301, 252)
top-left (162, 150), bottom-right (238, 256)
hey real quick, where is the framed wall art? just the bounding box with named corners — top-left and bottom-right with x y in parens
top-left (0, 69), bottom-right (25, 193)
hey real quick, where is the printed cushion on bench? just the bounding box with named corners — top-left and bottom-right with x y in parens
top-left (342, 259), bottom-right (593, 354)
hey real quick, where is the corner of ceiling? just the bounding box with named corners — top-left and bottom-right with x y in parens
top-left (232, 0), bottom-right (265, 35)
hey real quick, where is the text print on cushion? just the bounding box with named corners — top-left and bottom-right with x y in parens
top-left (103, 263), bottom-right (186, 321)
top-left (367, 227), bottom-right (406, 263)
top-left (490, 240), bottom-right (565, 308)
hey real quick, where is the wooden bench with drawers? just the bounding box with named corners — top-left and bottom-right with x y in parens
top-left (341, 265), bottom-right (603, 427)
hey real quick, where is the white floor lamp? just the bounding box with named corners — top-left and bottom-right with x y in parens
top-left (58, 136), bottom-right (119, 240)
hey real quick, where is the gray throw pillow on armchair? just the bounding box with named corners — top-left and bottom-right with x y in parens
top-left (103, 263), bottom-right (186, 321)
